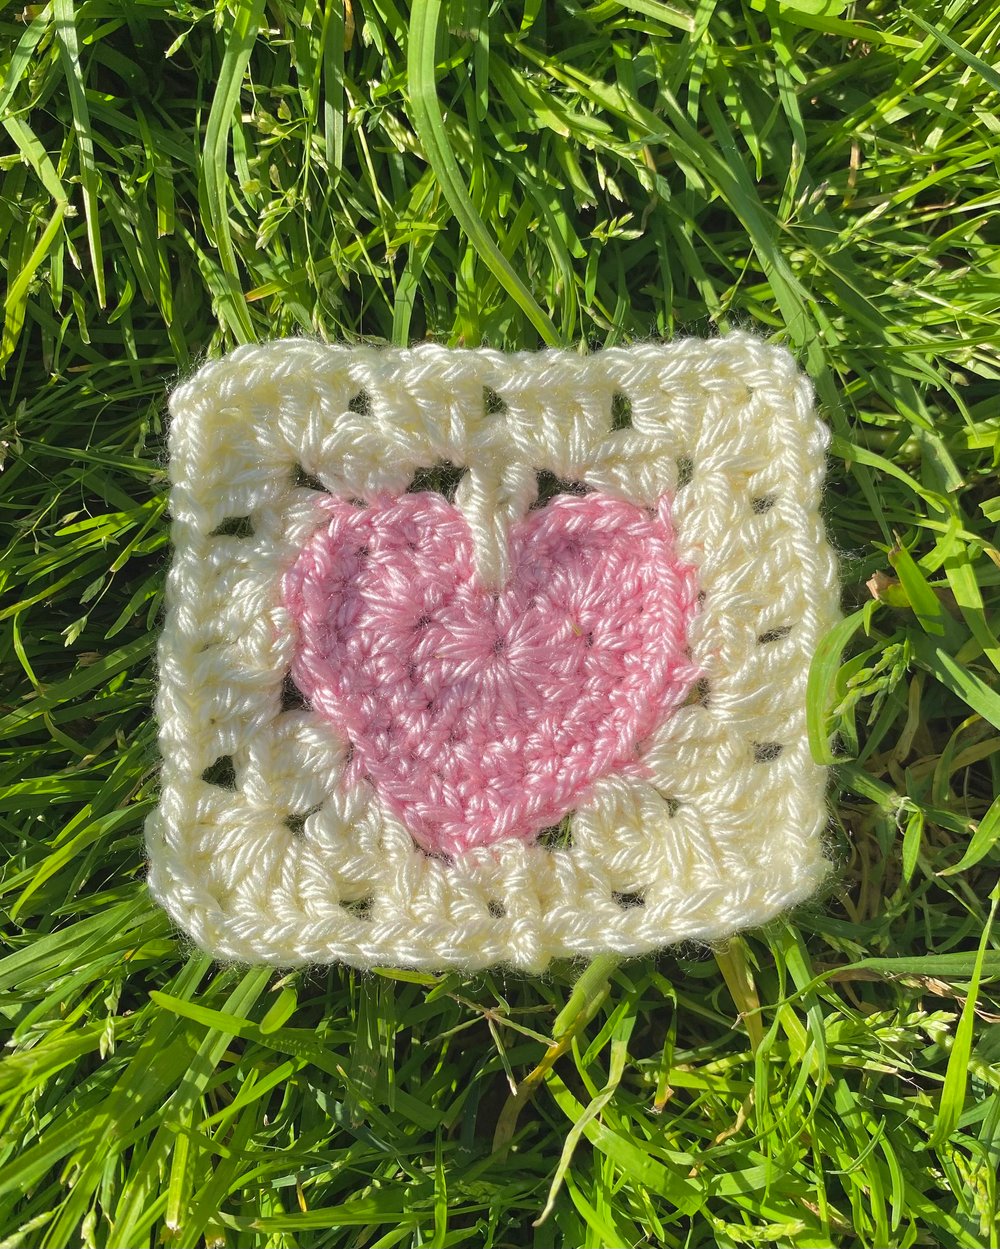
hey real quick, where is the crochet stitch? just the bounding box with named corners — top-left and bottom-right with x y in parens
top-left (146, 332), bottom-right (840, 971)
top-left (282, 490), bottom-right (700, 856)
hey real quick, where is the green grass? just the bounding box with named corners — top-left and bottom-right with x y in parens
top-left (1, 0), bottom-right (999, 1245)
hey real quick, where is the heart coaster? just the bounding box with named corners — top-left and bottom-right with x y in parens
top-left (282, 491), bottom-right (699, 856)
top-left (147, 335), bottom-right (840, 970)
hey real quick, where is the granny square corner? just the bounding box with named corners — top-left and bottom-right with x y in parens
top-left (145, 332), bottom-right (841, 970)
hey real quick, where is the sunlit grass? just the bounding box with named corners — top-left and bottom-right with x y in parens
top-left (1, 1), bottom-right (999, 1245)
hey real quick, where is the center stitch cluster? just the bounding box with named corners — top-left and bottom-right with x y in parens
top-left (282, 489), bottom-right (700, 856)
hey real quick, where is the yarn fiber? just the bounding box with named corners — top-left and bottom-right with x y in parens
top-left (146, 332), bottom-right (840, 971)
top-left (282, 490), bottom-right (700, 857)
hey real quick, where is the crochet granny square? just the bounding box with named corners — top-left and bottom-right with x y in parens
top-left (146, 333), bottom-right (840, 971)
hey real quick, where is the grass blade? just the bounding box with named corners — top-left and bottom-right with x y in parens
top-left (407, 0), bottom-right (558, 345)
top-left (930, 888), bottom-right (998, 1148)
top-left (198, 0), bottom-right (264, 342)
top-left (52, 0), bottom-right (105, 306)
top-left (806, 608), bottom-right (868, 764)
top-left (939, 793), bottom-right (1000, 877)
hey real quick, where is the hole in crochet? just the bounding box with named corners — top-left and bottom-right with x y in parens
top-left (487, 898), bottom-right (507, 918)
top-left (612, 890), bottom-right (645, 910)
top-left (210, 515), bottom-right (254, 538)
top-left (655, 791), bottom-right (682, 817)
top-left (751, 494), bottom-right (776, 514)
top-left (684, 677), bottom-right (710, 708)
top-left (280, 672), bottom-right (310, 711)
top-left (537, 818), bottom-right (574, 850)
top-left (284, 806), bottom-right (320, 838)
top-left (532, 469), bottom-right (591, 509)
top-left (348, 390), bottom-right (371, 416)
top-left (201, 755), bottom-right (236, 789)
top-left (408, 461), bottom-right (465, 502)
top-left (611, 391), bottom-right (633, 430)
top-left (483, 385), bottom-right (507, 415)
top-left (340, 895), bottom-right (373, 919)
top-left (676, 455), bottom-right (694, 489)
top-left (753, 741), bottom-right (784, 763)
top-left (293, 464), bottom-right (329, 492)
top-left (416, 844), bottom-right (454, 865)
top-left (758, 626), bottom-right (792, 645)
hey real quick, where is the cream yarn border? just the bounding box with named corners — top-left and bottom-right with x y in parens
top-left (145, 332), bottom-right (840, 971)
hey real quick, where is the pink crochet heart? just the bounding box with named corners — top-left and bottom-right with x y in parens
top-left (282, 490), bottom-right (699, 856)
